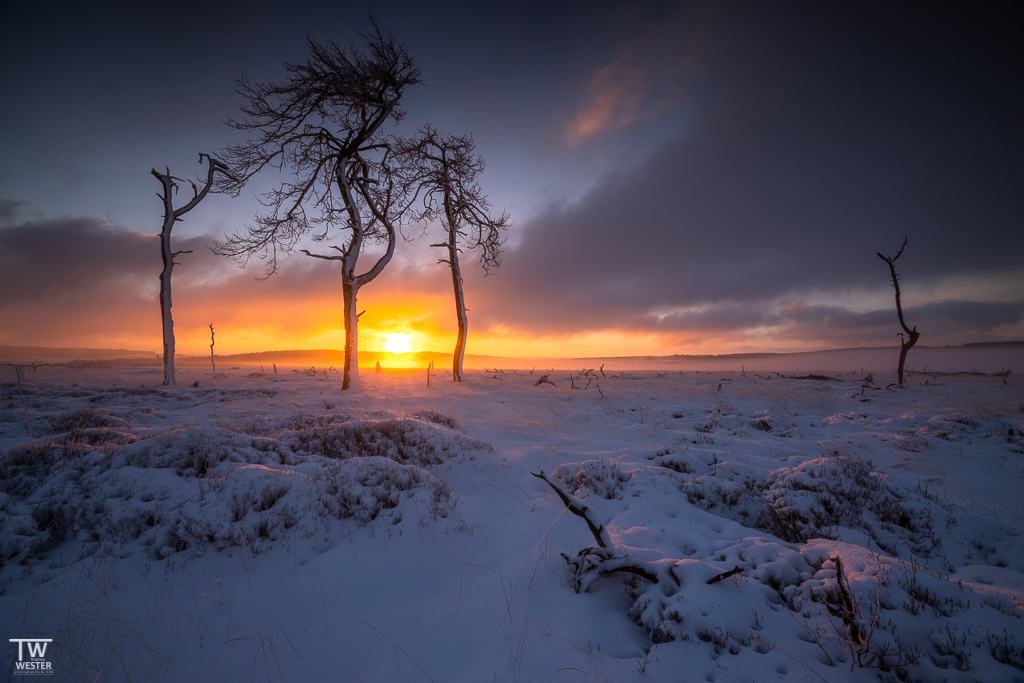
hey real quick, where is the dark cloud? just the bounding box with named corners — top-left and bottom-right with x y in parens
top-left (1, 217), bottom-right (198, 301)
top-left (0, 213), bottom-right (450, 348)
top-left (467, 3), bottom-right (1024, 341)
top-left (0, 199), bottom-right (28, 225)
top-left (650, 300), bottom-right (1024, 343)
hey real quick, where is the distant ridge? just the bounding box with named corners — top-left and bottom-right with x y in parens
top-left (0, 345), bottom-right (156, 359)
top-left (962, 340), bottom-right (1024, 347)
top-left (175, 349), bottom-right (504, 366)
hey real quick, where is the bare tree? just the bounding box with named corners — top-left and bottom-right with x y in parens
top-left (212, 23), bottom-right (421, 391)
top-left (877, 237), bottom-right (920, 386)
top-left (153, 154), bottom-right (231, 386)
top-left (400, 126), bottom-right (509, 381)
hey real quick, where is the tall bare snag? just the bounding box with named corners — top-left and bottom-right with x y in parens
top-left (400, 126), bottom-right (509, 381)
top-left (213, 23), bottom-right (421, 390)
top-left (153, 153), bottom-right (231, 386)
top-left (877, 237), bottom-right (920, 386)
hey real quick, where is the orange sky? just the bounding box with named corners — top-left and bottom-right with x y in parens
top-left (2, 223), bottom-right (1021, 360)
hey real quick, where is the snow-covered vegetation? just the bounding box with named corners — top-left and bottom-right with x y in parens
top-left (1, 361), bottom-right (1022, 682)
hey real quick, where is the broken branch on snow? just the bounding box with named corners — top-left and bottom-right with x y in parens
top-left (532, 470), bottom-right (659, 592)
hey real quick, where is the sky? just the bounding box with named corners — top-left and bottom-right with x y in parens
top-left (1, 0), bottom-right (1022, 358)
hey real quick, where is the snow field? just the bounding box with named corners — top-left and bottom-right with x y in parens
top-left (0, 363), bottom-right (1023, 682)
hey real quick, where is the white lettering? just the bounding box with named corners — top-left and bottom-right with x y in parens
top-left (9, 638), bottom-right (53, 662)
top-left (25, 641), bottom-right (48, 658)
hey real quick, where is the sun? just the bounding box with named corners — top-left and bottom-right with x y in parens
top-left (382, 332), bottom-right (414, 354)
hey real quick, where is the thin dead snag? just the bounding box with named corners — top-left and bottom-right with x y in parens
top-left (532, 470), bottom-right (659, 592)
top-left (877, 237), bottom-right (920, 386)
top-left (209, 324), bottom-right (216, 374)
top-left (212, 22), bottom-right (421, 391)
top-left (399, 126), bottom-right (509, 382)
top-left (153, 153), bottom-right (231, 386)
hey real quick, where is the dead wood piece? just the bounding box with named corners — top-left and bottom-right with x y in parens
top-left (534, 374), bottom-right (556, 387)
top-left (559, 551), bottom-right (660, 592)
top-left (533, 470), bottom-right (659, 593)
top-left (532, 470), bottom-right (610, 548)
top-left (706, 565), bottom-right (744, 584)
top-left (906, 367), bottom-right (1012, 378)
top-left (827, 556), bottom-right (865, 646)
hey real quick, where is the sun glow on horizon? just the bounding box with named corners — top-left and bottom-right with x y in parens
top-left (382, 332), bottom-right (415, 354)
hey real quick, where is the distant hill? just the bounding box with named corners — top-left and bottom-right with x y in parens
top-left (962, 340), bottom-right (1024, 347)
top-left (175, 349), bottom-right (508, 367)
top-left (0, 345), bottom-right (156, 360)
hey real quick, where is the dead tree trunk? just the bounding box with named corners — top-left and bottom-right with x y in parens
top-left (877, 237), bottom-right (920, 387)
top-left (302, 172), bottom-right (396, 392)
top-left (153, 154), bottom-right (231, 386)
top-left (447, 232), bottom-right (468, 381)
top-left (432, 215), bottom-right (469, 380)
top-left (209, 324), bottom-right (216, 373)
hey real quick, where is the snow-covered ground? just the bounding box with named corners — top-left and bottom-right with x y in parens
top-left (1, 361), bottom-right (1023, 682)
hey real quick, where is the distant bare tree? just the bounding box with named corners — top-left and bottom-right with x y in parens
top-left (877, 237), bottom-right (920, 386)
top-left (153, 154), bottom-right (231, 386)
top-left (400, 126), bottom-right (509, 381)
top-left (212, 23), bottom-right (421, 391)
top-left (209, 323), bottom-right (216, 373)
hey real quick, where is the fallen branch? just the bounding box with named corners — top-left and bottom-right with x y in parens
top-left (706, 565), bottom-right (744, 585)
top-left (532, 470), bottom-right (658, 592)
top-left (534, 374), bottom-right (556, 387)
top-left (905, 367), bottom-right (1011, 378)
top-left (532, 471), bottom-right (610, 548)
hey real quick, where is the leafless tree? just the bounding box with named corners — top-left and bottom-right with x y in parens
top-left (400, 126), bottom-right (509, 381)
top-left (153, 154), bottom-right (231, 386)
top-left (212, 22), bottom-right (421, 390)
top-left (877, 237), bottom-right (920, 386)
top-left (209, 323), bottom-right (216, 373)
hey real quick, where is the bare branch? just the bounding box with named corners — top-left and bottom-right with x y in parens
top-left (299, 249), bottom-right (344, 261)
top-left (531, 470), bottom-right (611, 549)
